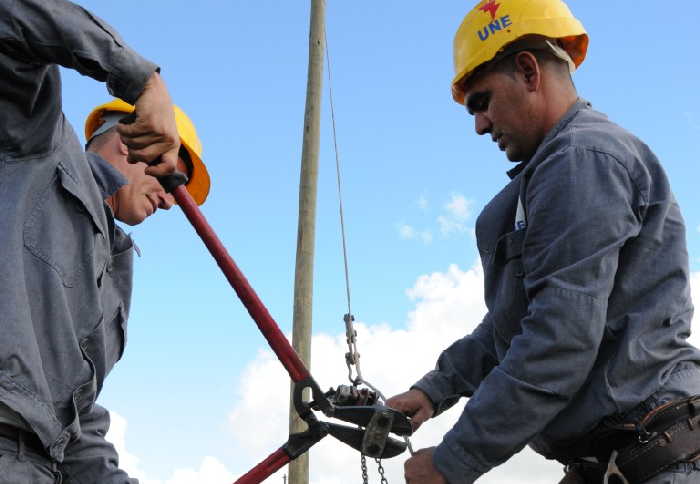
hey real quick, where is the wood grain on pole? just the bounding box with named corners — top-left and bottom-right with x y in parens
top-left (289, 1), bottom-right (325, 483)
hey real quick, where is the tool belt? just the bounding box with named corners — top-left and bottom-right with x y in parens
top-left (0, 422), bottom-right (46, 456)
top-left (557, 396), bottom-right (700, 483)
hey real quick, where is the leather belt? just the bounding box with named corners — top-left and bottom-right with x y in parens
top-left (564, 396), bottom-right (700, 483)
top-left (0, 422), bottom-right (46, 456)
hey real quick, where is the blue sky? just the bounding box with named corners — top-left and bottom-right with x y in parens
top-left (59, 1), bottom-right (700, 482)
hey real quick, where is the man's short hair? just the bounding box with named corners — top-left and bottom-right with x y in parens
top-left (85, 126), bottom-right (117, 152)
top-left (461, 35), bottom-right (574, 92)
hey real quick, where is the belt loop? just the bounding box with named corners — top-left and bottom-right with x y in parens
top-left (16, 429), bottom-right (26, 462)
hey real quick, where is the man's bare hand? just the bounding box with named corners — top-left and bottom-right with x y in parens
top-left (386, 389), bottom-right (434, 432)
top-left (117, 71), bottom-right (179, 177)
top-left (404, 447), bottom-right (446, 484)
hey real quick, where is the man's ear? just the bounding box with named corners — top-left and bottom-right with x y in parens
top-left (116, 133), bottom-right (129, 156)
top-left (514, 51), bottom-right (540, 92)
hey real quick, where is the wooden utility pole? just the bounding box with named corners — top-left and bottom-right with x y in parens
top-left (288, 1), bottom-right (325, 484)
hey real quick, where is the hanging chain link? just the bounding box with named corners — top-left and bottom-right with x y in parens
top-left (361, 454), bottom-right (369, 484)
top-left (360, 454), bottom-right (388, 484)
top-left (344, 313), bottom-right (360, 385)
top-left (375, 458), bottom-right (388, 484)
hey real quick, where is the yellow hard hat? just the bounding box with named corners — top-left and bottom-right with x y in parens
top-left (84, 99), bottom-right (211, 205)
top-left (452, 0), bottom-right (588, 104)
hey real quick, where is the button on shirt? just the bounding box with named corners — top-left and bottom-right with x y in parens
top-left (413, 100), bottom-right (700, 483)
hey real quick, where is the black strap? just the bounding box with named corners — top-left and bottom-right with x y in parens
top-left (554, 396), bottom-right (700, 464)
top-left (618, 415), bottom-right (700, 482)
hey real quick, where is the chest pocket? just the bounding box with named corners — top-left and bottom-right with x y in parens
top-left (491, 228), bottom-right (530, 345)
top-left (24, 165), bottom-right (107, 288)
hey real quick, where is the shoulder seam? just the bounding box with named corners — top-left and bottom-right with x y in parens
top-left (578, 146), bottom-right (648, 206)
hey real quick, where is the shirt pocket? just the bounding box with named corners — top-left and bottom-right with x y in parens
top-left (23, 165), bottom-right (107, 288)
top-left (491, 229), bottom-right (529, 343)
top-left (79, 305), bottom-right (127, 400)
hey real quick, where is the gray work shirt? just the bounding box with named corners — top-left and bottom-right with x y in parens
top-left (0, 0), bottom-right (154, 480)
top-left (413, 100), bottom-right (700, 483)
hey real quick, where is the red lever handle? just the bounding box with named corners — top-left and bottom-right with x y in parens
top-left (234, 448), bottom-right (290, 484)
top-left (172, 185), bottom-right (310, 383)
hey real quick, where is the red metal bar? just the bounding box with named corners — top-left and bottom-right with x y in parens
top-left (234, 448), bottom-right (290, 484)
top-left (172, 185), bottom-right (310, 383)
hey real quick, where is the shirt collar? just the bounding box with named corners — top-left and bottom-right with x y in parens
top-left (506, 98), bottom-right (592, 180)
top-left (86, 152), bottom-right (127, 199)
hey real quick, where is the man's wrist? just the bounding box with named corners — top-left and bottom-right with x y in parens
top-left (412, 375), bottom-right (460, 417)
top-left (409, 385), bottom-right (438, 413)
top-left (106, 48), bottom-right (158, 104)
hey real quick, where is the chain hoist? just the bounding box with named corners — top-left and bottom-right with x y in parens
top-left (323, 28), bottom-right (413, 483)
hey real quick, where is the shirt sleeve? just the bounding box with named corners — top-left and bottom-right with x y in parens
top-left (0, 0), bottom-right (157, 157)
top-left (432, 146), bottom-right (643, 483)
top-left (412, 314), bottom-right (499, 416)
top-left (60, 404), bottom-right (138, 484)
top-left (0, 0), bottom-right (156, 102)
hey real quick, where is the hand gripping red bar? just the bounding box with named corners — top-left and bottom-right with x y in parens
top-left (171, 184), bottom-right (310, 383)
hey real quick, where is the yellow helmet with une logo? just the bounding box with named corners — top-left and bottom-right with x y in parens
top-left (452, 0), bottom-right (588, 104)
top-left (84, 99), bottom-right (211, 205)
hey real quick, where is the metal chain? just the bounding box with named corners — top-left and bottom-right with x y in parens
top-left (375, 459), bottom-right (388, 484)
top-left (360, 455), bottom-right (388, 484)
top-left (361, 454), bottom-right (369, 484)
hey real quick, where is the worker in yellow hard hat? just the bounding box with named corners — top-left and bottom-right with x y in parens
top-left (387, 1), bottom-right (700, 483)
top-left (86, 98), bottom-right (210, 207)
top-left (0, 2), bottom-right (189, 483)
top-left (84, 99), bottom-right (210, 225)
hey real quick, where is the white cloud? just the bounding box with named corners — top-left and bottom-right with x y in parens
top-left (397, 223), bottom-right (433, 245)
top-left (418, 195), bottom-right (428, 211)
top-left (419, 231), bottom-right (433, 245)
top-left (401, 193), bottom-right (474, 243)
top-left (226, 262), bottom-right (563, 483)
top-left (436, 215), bottom-right (463, 237)
top-left (106, 412), bottom-right (236, 484)
top-left (445, 194), bottom-right (471, 221)
top-left (106, 413), bottom-right (146, 478)
top-left (437, 194), bottom-right (473, 237)
top-left (398, 224), bottom-right (416, 240)
top-left (110, 268), bottom-right (700, 484)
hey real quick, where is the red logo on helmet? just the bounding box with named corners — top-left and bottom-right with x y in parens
top-left (479, 0), bottom-right (500, 20)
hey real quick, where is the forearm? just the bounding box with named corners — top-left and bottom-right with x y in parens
top-left (413, 315), bottom-right (498, 416)
top-left (433, 288), bottom-right (607, 483)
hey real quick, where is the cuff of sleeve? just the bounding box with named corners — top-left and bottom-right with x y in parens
top-left (433, 440), bottom-right (484, 484)
top-left (412, 371), bottom-right (459, 416)
top-left (106, 47), bottom-right (158, 104)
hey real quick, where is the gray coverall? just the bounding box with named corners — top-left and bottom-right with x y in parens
top-left (413, 100), bottom-right (700, 483)
top-left (0, 1), bottom-right (157, 482)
